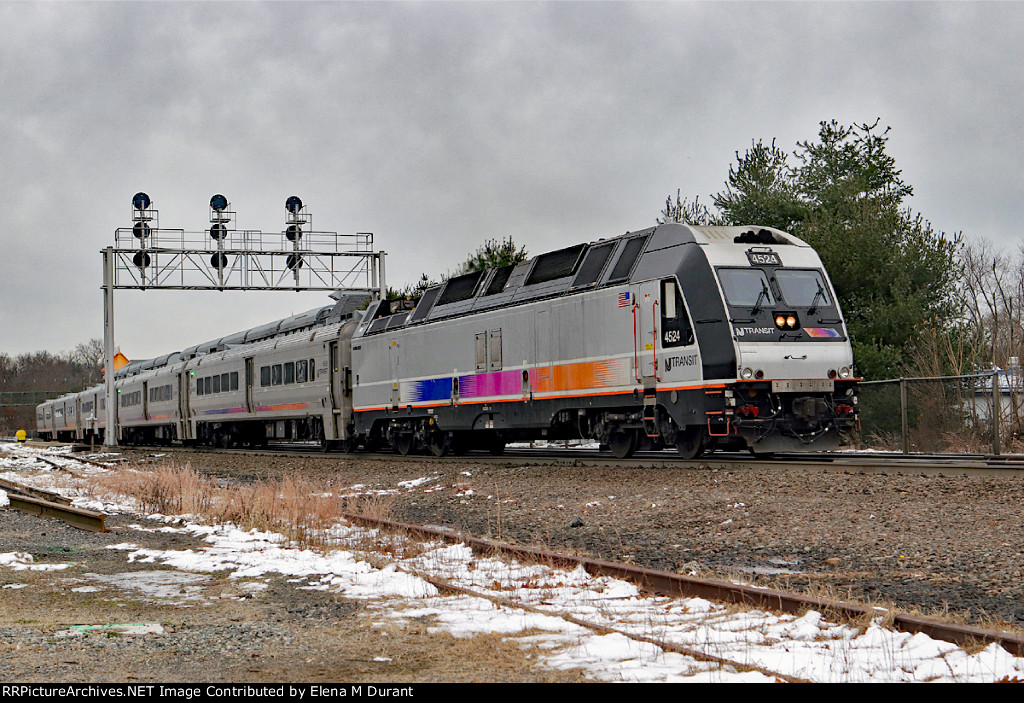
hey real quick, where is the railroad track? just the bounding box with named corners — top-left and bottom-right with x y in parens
top-left (0, 446), bottom-right (109, 532)
top-left (91, 440), bottom-right (1024, 478)
top-left (342, 511), bottom-right (1024, 659)
top-left (5, 443), bottom-right (1024, 663)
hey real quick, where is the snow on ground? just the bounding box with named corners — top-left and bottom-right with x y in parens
top-left (2, 443), bottom-right (1024, 682)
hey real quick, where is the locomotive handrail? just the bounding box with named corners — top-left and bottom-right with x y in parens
top-left (632, 302), bottom-right (641, 382)
top-left (652, 298), bottom-right (660, 382)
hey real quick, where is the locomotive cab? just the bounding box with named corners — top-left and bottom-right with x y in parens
top-left (697, 227), bottom-right (858, 454)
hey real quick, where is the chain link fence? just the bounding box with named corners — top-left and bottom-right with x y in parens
top-left (853, 370), bottom-right (1022, 454)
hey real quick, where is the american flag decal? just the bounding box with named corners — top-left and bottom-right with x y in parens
top-left (618, 291), bottom-right (631, 307)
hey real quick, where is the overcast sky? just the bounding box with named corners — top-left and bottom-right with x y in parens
top-left (2, 1), bottom-right (1021, 360)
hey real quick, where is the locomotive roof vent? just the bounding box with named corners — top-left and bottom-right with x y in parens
top-left (734, 228), bottom-right (779, 245)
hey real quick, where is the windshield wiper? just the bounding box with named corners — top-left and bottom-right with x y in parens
top-left (807, 280), bottom-right (827, 315)
top-left (751, 281), bottom-right (771, 316)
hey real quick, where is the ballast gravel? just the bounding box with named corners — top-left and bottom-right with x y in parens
top-left (3, 447), bottom-right (1024, 682)
top-left (112, 448), bottom-right (1024, 627)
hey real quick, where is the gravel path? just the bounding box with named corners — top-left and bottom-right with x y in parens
top-left (120, 448), bottom-right (1024, 628)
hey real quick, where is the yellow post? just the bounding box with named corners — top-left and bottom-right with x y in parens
top-left (15, 430), bottom-right (27, 443)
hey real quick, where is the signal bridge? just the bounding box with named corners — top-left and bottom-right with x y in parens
top-left (101, 193), bottom-right (386, 446)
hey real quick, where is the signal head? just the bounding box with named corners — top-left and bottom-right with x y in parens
top-left (210, 193), bottom-right (228, 212)
top-left (285, 196), bottom-right (303, 214)
top-left (132, 192), bottom-right (151, 211)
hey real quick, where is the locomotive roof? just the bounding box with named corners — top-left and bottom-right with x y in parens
top-left (356, 223), bottom-right (807, 338)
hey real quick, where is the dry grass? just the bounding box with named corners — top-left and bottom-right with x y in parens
top-left (92, 462), bottom-right (351, 550)
top-left (341, 493), bottom-right (397, 522)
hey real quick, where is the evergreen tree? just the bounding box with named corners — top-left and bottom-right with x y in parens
top-left (657, 191), bottom-right (723, 226)
top-left (660, 119), bottom-right (961, 379)
top-left (389, 237), bottom-right (529, 300)
top-left (712, 138), bottom-right (806, 231)
top-left (791, 121), bottom-right (960, 379)
top-left (453, 236), bottom-right (529, 275)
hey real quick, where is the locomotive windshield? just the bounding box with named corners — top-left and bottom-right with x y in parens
top-left (775, 269), bottom-right (831, 308)
top-left (717, 268), bottom-right (776, 307)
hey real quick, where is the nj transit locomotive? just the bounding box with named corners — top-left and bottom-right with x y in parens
top-left (38, 223), bottom-right (858, 458)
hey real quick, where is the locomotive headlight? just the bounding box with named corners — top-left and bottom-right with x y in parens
top-left (839, 366), bottom-right (852, 379)
top-left (774, 313), bottom-right (800, 330)
top-left (741, 367), bottom-right (753, 380)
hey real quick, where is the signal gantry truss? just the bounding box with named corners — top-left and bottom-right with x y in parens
top-left (112, 194), bottom-right (383, 293)
top-left (101, 193), bottom-right (386, 447)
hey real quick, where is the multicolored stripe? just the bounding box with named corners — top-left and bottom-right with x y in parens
top-left (397, 358), bottom-right (633, 405)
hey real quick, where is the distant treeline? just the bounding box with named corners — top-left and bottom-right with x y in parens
top-left (0, 340), bottom-right (102, 434)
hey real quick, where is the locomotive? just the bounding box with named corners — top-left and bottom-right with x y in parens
top-left (38, 223), bottom-right (858, 458)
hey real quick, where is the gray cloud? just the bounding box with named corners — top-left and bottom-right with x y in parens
top-left (1, 1), bottom-right (1021, 359)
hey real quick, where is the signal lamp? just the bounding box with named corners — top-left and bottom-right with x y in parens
top-left (132, 251), bottom-right (151, 269)
top-left (285, 196), bottom-right (303, 213)
top-left (210, 223), bottom-right (227, 240)
top-left (132, 222), bottom-right (151, 239)
top-left (210, 253), bottom-right (228, 270)
top-left (286, 224), bottom-right (302, 241)
top-left (210, 194), bottom-right (228, 212)
top-left (132, 192), bottom-right (151, 210)
top-left (286, 253), bottom-right (303, 270)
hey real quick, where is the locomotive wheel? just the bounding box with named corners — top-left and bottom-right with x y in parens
top-left (339, 437), bottom-right (359, 454)
top-left (607, 429), bottom-right (637, 459)
top-left (394, 433), bottom-right (414, 456)
top-left (428, 432), bottom-right (449, 457)
top-left (488, 439), bottom-right (506, 456)
top-left (675, 426), bottom-right (706, 460)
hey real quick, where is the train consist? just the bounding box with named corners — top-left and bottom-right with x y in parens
top-left (37, 223), bottom-right (858, 458)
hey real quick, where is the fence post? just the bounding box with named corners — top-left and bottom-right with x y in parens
top-left (900, 378), bottom-right (909, 454)
top-left (992, 370), bottom-right (1001, 456)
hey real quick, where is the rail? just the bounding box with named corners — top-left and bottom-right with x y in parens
top-left (341, 512), bottom-right (1024, 657)
top-left (1, 477), bottom-right (106, 532)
